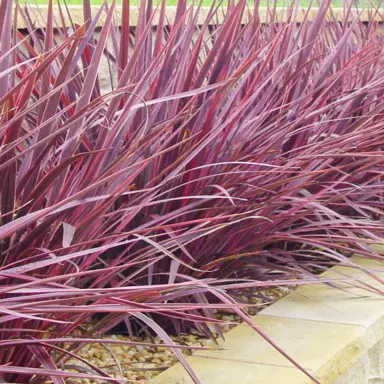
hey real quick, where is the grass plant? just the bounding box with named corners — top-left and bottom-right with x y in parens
top-left (1, 0), bottom-right (384, 382)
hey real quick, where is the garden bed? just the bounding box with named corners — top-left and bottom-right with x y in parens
top-left (3, 1), bottom-right (384, 383)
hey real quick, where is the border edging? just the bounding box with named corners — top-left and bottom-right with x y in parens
top-left (155, 246), bottom-right (384, 383)
top-left (15, 6), bottom-right (384, 29)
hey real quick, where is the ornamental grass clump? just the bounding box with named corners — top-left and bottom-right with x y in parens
top-left (1, 0), bottom-right (384, 382)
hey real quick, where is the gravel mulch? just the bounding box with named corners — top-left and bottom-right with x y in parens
top-left (45, 287), bottom-right (292, 383)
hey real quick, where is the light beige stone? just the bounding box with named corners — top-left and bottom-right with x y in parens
top-left (334, 355), bottom-right (370, 384)
top-left (261, 283), bottom-right (384, 327)
top-left (154, 356), bottom-right (313, 384)
top-left (334, 338), bottom-right (384, 384)
top-left (262, 255), bottom-right (384, 327)
top-left (193, 316), bottom-right (363, 371)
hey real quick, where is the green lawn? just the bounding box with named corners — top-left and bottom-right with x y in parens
top-left (33, 0), bottom-right (383, 7)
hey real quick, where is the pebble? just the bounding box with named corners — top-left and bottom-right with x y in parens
top-left (59, 287), bottom-right (290, 383)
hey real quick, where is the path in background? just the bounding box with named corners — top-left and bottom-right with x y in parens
top-left (30, 1), bottom-right (384, 7)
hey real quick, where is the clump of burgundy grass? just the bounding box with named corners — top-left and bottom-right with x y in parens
top-left (0, 0), bottom-right (384, 382)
